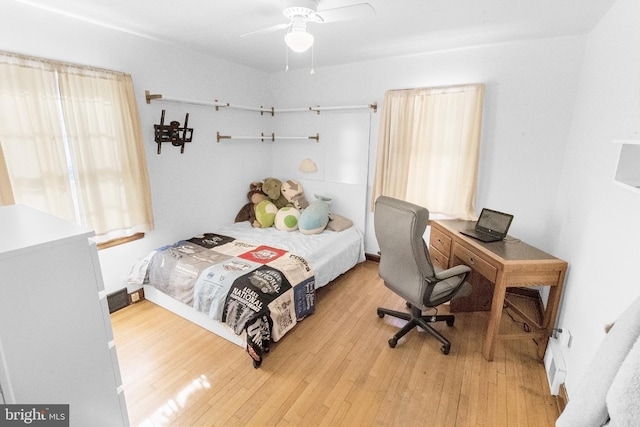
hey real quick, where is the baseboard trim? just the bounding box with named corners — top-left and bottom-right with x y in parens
top-left (365, 253), bottom-right (380, 263)
top-left (555, 383), bottom-right (569, 415)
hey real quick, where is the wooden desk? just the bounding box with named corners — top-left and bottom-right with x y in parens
top-left (429, 219), bottom-right (567, 361)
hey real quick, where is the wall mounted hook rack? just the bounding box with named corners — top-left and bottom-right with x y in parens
top-left (216, 132), bottom-right (319, 143)
top-left (145, 90), bottom-right (376, 115)
top-left (146, 91), bottom-right (274, 115)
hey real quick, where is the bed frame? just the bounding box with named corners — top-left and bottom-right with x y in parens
top-left (143, 284), bottom-right (246, 347)
top-left (133, 179), bottom-right (368, 364)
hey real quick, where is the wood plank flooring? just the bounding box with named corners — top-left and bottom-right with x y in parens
top-left (111, 261), bottom-right (559, 427)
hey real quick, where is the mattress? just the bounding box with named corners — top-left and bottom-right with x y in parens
top-left (210, 221), bottom-right (365, 289)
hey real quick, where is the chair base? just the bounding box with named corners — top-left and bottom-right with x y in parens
top-left (377, 304), bottom-right (455, 355)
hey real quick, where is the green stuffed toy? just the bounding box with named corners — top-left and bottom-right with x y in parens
top-left (254, 199), bottom-right (278, 228)
top-left (274, 206), bottom-right (300, 231)
top-left (262, 177), bottom-right (289, 209)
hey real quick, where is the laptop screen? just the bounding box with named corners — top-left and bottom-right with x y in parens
top-left (476, 208), bottom-right (513, 235)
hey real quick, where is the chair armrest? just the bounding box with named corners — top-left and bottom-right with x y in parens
top-left (434, 264), bottom-right (471, 280)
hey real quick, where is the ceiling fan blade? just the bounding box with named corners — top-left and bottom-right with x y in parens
top-left (311, 3), bottom-right (376, 24)
top-left (240, 22), bottom-right (290, 38)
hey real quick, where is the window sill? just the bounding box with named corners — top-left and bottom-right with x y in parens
top-left (97, 232), bottom-right (145, 250)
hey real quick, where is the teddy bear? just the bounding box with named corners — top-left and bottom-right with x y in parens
top-left (281, 179), bottom-right (309, 210)
top-left (234, 181), bottom-right (268, 227)
top-left (262, 177), bottom-right (289, 209)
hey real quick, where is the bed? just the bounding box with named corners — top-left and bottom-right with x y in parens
top-left (129, 221), bottom-right (365, 368)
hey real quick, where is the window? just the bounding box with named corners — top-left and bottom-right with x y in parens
top-left (372, 84), bottom-right (484, 220)
top-left (0, 52), bottom-right (153, 244)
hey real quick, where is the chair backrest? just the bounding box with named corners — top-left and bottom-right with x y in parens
top-left (374, 196), bottom-right (436, 307)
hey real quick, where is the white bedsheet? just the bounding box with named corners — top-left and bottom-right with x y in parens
top-left (210, 222), bottom-right (365, 289)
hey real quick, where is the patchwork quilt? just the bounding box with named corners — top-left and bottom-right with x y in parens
top-left (146, 232), bottom-right (316, 367)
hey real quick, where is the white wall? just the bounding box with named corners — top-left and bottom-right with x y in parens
top-left (269, 36), bottom-right (586, 255)
top-left (552, 0), bottom-right (640, 396)
top-left (269, 108), bottom-right (373, 233)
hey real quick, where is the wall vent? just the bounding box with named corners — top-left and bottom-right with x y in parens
top-left (544, 337), bottom-right (567, 395)
top-left (106, 288), bottom-right (130, 313)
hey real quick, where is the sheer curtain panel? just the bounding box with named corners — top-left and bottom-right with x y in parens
top-left (0, 142), bottom-right (14, 205)
top-left (0, 52), bottom-right (153, 243)
top-left (372, 84), bottom-right (484, 220)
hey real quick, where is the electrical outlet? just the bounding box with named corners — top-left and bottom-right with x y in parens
top-left (130, 291), bottom-right (140, 303)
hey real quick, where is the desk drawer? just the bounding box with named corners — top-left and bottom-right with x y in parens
top-left (452, 243), bottom-right (497, 283)
top-left (429, 246), bottom-right (449, 270)
top-left (429, 227), bottom-right (451, 256)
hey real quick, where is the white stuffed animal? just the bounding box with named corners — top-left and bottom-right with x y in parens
top-left (281, 179), bottom-right (309, 210)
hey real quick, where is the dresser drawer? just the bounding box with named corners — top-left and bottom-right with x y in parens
top-left (452, 243), bottom-right (497, 282)
top-left (429, 227), bottom-right (451, 256)
top-left (429, 246), bottom-right (449, 270)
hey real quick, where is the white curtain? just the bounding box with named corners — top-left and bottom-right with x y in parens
top-left (0, 141), bottom-right (14, 205)
top-left (0, 55), bottom-right (73, 216)
top-left (372, 84), bottom-right (484, 220)
top-left (0, 52), bottom-right (153, 241)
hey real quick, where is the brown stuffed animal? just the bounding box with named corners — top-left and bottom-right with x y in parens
top-left (262, 177), bottom-right (289, 209)
top-left (234, 182), bottom-right (267, 226)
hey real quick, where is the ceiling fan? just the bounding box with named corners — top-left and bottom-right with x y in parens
top-left (241, 0), bottom-right (376, 53)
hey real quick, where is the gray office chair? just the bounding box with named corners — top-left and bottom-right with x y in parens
top-left (374, 196), bottom-right (472, 354)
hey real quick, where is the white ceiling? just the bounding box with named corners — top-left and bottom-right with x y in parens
top-left (13, 0), bottom-right (616, 73)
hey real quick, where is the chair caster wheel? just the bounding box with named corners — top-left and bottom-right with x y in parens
top-left (446, 318), bottom-right (455, 327)
top-left (441, 345), bottom-right (450, 355)
top-left (377, 309), bottom-right (385, 318)
top-left (253, 360), bottom-right (262, 369)
top-left (388, 338), bottom-right (397, 348)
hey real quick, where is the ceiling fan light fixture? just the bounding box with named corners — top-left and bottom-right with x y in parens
top-left (285, 28), bottom-right (314, 53)
top-left (283, 5), bottom-right (316, 20)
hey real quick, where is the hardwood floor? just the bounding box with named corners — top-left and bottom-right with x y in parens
top-left (111, 261), bottom-right (559, 427)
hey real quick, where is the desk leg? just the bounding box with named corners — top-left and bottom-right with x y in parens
top-left (536, 274), bottom-right (566, 359)
top-left (482, 273), bottom-right (506, 361)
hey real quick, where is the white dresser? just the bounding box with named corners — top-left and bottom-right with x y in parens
top-left (0, 205), bottom-right (128, 426)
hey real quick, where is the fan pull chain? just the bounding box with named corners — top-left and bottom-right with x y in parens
top-left (285, 43), bottom-right (289, 72)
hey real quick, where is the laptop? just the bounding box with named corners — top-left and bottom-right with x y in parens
top-left (460, 208), bottom-right (514, 242)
